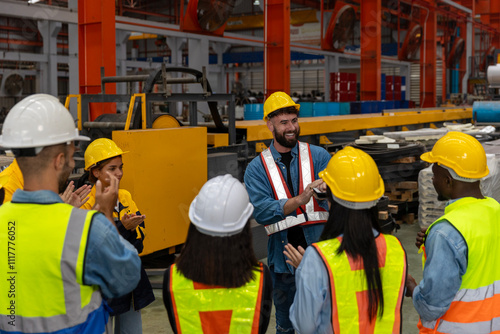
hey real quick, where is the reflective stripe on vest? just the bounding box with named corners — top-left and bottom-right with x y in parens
top-left (169, 263), bottom-right (264, 334)
top-left (261, 142), bottom-right (328, 235)
top-left (313, 234), bottom-right (407, 334)
top-left (419, 197), bottom-right (500, 334)
top-left (0, 202), bottom-right (107, 333)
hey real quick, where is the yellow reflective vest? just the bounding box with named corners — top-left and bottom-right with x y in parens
top-left (313, 233), bottom-right (407, 333)
top-left (419, 197), bottom-right (500, 334)
top-left (82, 187), bottom-right (144, 240)
top-left (0, 201), bottom-right (109, 333)
top-left (167, 263), bottom-right (265, 334)
top-left (0, 159), bottom-right (23, 203)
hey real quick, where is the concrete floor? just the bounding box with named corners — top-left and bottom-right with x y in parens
top-left (141, 222), bottom-right (424, 333)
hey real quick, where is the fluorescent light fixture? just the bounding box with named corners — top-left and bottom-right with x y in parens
top-left (28, 0), bottom-right (41, 3)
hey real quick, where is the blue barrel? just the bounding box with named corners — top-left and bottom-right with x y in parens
top-left (361, 101), bottom-right (378, 114)
top-left (327, 102), bottom-right (340, 116)
top-left (394, 100), bottom-right (401, 109)
top-left (339, 102), bottom-right (350, 115)
top-left (313, 102), bottom-right (328, 116)
top-left (473, 102), bottom-right (500, 122)
top-left (350, 101), bottom-right (361, 114)
top-left (400, 100), bottom-right (409, 109)
top-left (299, 102), bottom-right (313, 117)
top-left (384, 100), bottom-right (395, 110)
top-left (243, 104), bottom-right (263, 120)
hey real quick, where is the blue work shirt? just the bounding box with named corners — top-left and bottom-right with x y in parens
top-left (290, 229), bottom-right (380, 334)
top-left (413, 203), bottom-right (467, 321)
top-left (244, 141), bottom-right (331, 273)
top-left (11, 189), bottom-right (141, 299)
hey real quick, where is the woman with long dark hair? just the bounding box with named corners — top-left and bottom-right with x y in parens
top-left (163, 174), bottom-right (273, 334)
top-left (286, 147), bottom-right (407, 333)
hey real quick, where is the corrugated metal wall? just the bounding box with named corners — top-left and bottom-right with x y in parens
top-left (436, 60), bottom-right (443, 104)
top-left (410, 63), bottom-right (420, 106)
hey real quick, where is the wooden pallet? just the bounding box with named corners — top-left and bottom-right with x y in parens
top-left (385, 181), bottom-right (418, 202)
top-left (396, 213), bottom-right (415, 225)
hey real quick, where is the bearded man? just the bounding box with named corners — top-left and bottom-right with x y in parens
top-left (244, 92), bottom-right (331, 333)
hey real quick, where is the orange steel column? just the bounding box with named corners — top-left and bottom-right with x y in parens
top-left (360, 0), bottom-right (382, 101)
top-left (265, 0), bottom-right (291, 96)
top-left (420, 3), bottom-right (437, 107)
top-left (78, 0), bottom-right (116, 121)
top-left (492, 0), bottom-right (500, 51)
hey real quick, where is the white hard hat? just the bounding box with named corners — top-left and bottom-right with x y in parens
top-left (0, 94), bottom-right (89, 150)
top-left (189, 174), bottom-right (254, 237)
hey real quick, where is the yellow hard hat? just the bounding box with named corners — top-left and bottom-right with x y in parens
top-left (420, 131), bottom-right (489, 179)
top-left (319, 147), bottom-right (384, 209)
top-left (263, 92), bottom-right (300, 121)
top-left (84, 138), bottom-right (128, 171)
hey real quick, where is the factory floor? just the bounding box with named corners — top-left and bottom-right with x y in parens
top-left (140, 222), bottom-right (424, 334)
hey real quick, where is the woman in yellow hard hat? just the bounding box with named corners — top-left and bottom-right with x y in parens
top-left (285, 146), bottom-right (407, 333)
top-left (82, 138), bottom-right (154, 334)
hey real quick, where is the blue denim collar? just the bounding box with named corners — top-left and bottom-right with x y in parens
top-left (11, 189), bottom-right (63, 204)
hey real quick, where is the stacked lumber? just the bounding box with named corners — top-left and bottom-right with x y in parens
top-left (418, 166), bottom-right (445, 229)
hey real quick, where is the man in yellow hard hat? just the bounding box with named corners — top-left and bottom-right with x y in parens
top-left (405, 131), bottom-right (500, 333)
top-left (244, 91), bottom-right (331, 333)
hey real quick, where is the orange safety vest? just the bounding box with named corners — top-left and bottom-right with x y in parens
top-left (168, 263), bottom-right (265, 334)
top-left (260, 141), bottom-right (328, 235)
top-left (313, 234), bottom-right (407, 333)
top-left (418, 197), bottom-right (500, 334)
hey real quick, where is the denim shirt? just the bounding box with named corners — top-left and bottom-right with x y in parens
top-left (244, 141), bottom-right (331, 273)
top-left (11, 189), bottom-right (141, 299)
top-left (413, 199), bottom-right (468, 322)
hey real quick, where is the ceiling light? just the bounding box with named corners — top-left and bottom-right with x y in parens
top-left (253, 0), bottom-right (260, 5)
top-left (28, 0), bottom-right (41, 3)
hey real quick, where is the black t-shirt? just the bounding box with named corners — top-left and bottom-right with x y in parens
top-left (279, 152), bottom-right (307, 250)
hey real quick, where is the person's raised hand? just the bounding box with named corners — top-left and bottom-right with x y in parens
top-left (94, 172), bottom-right (118, 223)
top-left (60, 180), bottom-right (75, 204)
top-left (415, 227), bottom-right (427, 249)
top-left (284, 244), bottom-right (306, 269)
top-left (121, 213), bottom-right (146, 230)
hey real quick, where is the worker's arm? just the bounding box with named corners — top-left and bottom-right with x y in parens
top-left (412, 221), bottom-right (467, 321)
top-left (83, 213), bottom-right (141, 299)
top-left (244, 159), bottom-right (289, 225)
top-left (290, 247), bottom-right (331, 334)
top-left (283, 179), bottom-right (324, 215)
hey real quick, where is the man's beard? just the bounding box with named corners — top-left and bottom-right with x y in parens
top-left (437, 194), bottom-right (448, 201)
top-left (58, 160), bottom-right (73, 194)
top-left (274, 127), bottom-right (300, 148)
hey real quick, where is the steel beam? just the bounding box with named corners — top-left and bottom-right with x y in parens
top-left (265, 0), bottom-right (291, 96)
top-left (420, 5), bottom-right (437, 107)
top-left (38, 20), bottom-right (61, 96)
top-left (78, 0), bottom-right (116, 121)
top-left (360, 0), bottom-right (382, 101)
top-left (492, 0), bottom-right (500, 50)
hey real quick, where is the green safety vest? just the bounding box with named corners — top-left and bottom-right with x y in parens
top-left (419, 197), bottom-right (500, 334)
top-left (168, 263), bottom-right (264, 334)
top-left (0, 202), bottom-right (107, 333)
top-left (313, 233), bottom-right (407, 334)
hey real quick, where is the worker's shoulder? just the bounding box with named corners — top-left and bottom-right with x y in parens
top-left (118, 188), bottom-right (132, 198)
top-left (246, 152), bottom-right (265, 171)
top-left (308, 143), bottom-right (329, 154)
